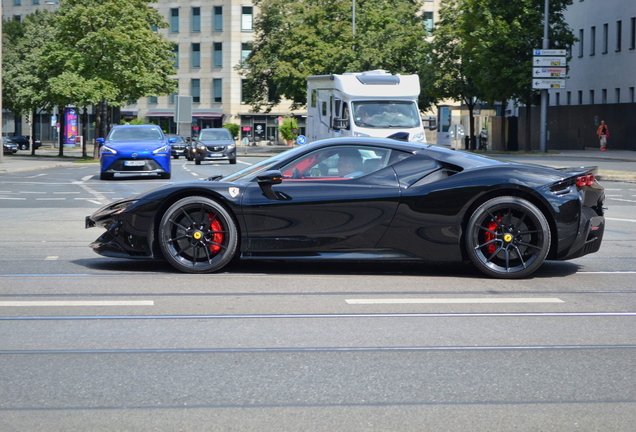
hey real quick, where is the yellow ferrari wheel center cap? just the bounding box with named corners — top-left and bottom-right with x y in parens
top-left (503, 233), bottom-right (513, 243)
top-left (193, 231), bottom-right (202, 240)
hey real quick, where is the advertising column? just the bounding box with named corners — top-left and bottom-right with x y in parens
top-left (63, 108), bottom-right (79, 148)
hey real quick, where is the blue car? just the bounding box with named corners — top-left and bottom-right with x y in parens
top-left (97, 125), bottom-right (173, 180)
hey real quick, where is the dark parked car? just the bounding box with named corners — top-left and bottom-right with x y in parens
top-left (3, 137), bottom-right (18, 154)
top-left (86, 137), bottom-right (605, 279)
top-left (188, 128), bottom-right (236, 165)
top-left (97, 125), bottom-right (173, 180)
top-left (167, 135), bottom-right (187, 159)
top-left (10, 135), bottom-right (42, 150)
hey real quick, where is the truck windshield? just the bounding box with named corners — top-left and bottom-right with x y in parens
top-left (352, 101), bottom-right (421, 129)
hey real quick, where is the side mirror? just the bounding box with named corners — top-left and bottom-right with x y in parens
top-left (332, 117), bottom-right (348, 131)
top-left (426, 116), bottom-right (437, 130)
top-left (96, 138), bottom-right (104, 146)
top-left (257, 170), bottom-right (283, 185)
top-left (257, 170), bottom-right (283, 200)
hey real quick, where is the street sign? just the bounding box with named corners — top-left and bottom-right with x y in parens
top-left (532, 79), bottom-right (566, 89)
top-left (296, 135), bottom-right (307, 145)
top-left (533, 56), bottom-right (567, 67)
top-left (533, 67), bottom-right (567, 78)
top-left (534, 49), bottom-right (567, 56)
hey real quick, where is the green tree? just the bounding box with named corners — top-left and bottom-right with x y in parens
top-left (279, 116), bottom-right (299, 143)
top-left (223, 123), bottom-right (240, 139)
top-left (40, 0), bottom-right (177, 154)
top-left (429, 0), bottom-right (485, 148)
top-left (238, 0), bottom-right (434, 113)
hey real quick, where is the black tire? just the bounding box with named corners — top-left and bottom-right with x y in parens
top-left (160, 172), bottom-right (171, 179)
top-left (466, 196), bottom-right (551, 279)
top-left (173, 155), bottom-right (179, 160)
top-left (158, 197), bottom-right (238, 273)
top-left (20, 144), bottom-right (27, 150)
top-left (100, 172), bottom-right (113, 180)
top-left (195, 159), bottom-right (201, 165)
top-left (229, 158), bottom-right (237, 165)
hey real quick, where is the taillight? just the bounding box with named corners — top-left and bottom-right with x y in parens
top-left (576, 174), bottom-right (594, 187)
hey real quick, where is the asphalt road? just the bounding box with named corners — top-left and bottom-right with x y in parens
top-left (1, 158), bottom-right (636, 431)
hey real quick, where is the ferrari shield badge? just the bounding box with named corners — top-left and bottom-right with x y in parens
top-left (229, 187), bottom-right (240, 198)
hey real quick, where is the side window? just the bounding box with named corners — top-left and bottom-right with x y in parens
top-left (342, 103), bottom-right (350, 130)
top-left (280, 146), bottom-right (402, 180)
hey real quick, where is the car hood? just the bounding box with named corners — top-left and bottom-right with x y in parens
top-left (106, 140), bottom-right (168, 151)
top-left (198, 139), bottom-right (235, 146)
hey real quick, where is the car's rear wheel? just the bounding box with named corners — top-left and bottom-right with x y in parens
top-left (100, 172), bottom-right (113, 180)
top-left (466, 196), bottom-right (550, 279)
top-left (158, 197), bottom-right (238, 273)
top-left (20, 144), bottom-right (28, 150)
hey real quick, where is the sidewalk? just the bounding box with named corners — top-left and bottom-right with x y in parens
top-left (2, 143), bottom-right (635, 180)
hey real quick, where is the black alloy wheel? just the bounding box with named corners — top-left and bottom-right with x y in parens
top-left (466, 196), bottom-right (551, 279)
top-left (158, 196), bottom-right (238, 273)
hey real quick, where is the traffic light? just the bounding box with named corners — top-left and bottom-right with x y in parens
top-left (25, 115), bottom-right (31, 124)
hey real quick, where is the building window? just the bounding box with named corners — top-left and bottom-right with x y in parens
top-left (590, 90), bottom-right (595, 104)
top-left (567, 91), bottom-right (571, 105)
top-left (172, 44), bottom-right (179, 68)
top-left (555, 92), bottom-right (560, 106)
top-left (191, 79), bottom-right (200, 103)
top-left (630, 17), bottom-right (635, 50)
top-left (241, 42), bottom-right (253, 63)
top-left (192, 7), bottom-right (201, 32)
top-left (578, 91), bottom-right (583, 105)
top-left (241, 79), bottom-right (248, 104)
top-left (423, 12), bottom-right (434, 34)
top-left (214, 6), bottom-right (223, 31)
top-left (578, 29), bottom-right (584, 57)
top-left (590, 26), bottom-right (596, 55)
top-left (213, 42), bottom-right (223, 67)
top-left (242, 6), bottom-right (253, 31)
top-left (630, 87), bottom-right (635, 103)
top-left (603, 23), bottom-right (608, 53)
top-left (170, 8), bottom-right (179, 33)
top-left (148, 96), bottom-right (158, 104)
top-left (191, 43), bottom-right (200, 68)
top-left (13, 15), bottom-right (21, 22)
top-left (213, 79), bottom-right (222, 103)
top-left (601, 89), bottom-right (607, 104)
top-left (616, 88), bottom-right (621, 103)
top-left (616, 20), bottom-right (622, 51)
top-left (14, 0), bottom-right (21, 5)
top-left (32, 0), bottom-right (40, 4)
top-left (169, 92), bottom-right (177, 104)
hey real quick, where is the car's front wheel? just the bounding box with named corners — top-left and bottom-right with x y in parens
top-left (229, 158), bottom-right (237, 165)
top-left (100, 172), bottom-right (114, 180)
top-left (20, 144), bottom-right (28, 150)
top-left (173, 155), bottom-right (179, 159)
top-left (158, 197), bottom-right (238, 273)
top-left (465, 196), bottom-right (551, 279)
top-left (195, 159), bottom-right (201, 165)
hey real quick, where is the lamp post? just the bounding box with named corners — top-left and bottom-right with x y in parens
top-left (352, 0), bottom-right (356, 36)
top-left (539, 0), bottom-right (549, 153)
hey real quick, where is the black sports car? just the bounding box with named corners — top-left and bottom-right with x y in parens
top-left (86, 137), bottom-right (605, 279)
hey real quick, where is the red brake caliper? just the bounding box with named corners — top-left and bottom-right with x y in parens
top-left (485, 215), bottom-right (501, 255)
top-left (208, 215), bottom-right (224, 254)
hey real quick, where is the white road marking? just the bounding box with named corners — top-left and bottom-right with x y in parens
top-left (577, 271), bottom-right (636, 274)
top-left (19, 191), bottom-right (46, 194)
top-left (346, 298), bottom-right (564, 305)
top-left (608, 198), bottom-right (636, 204)
top-left (36, 198), bottom-right (66, 201)
top-left (44, 256), bottom-right (58, 260)
top-left (54, 191), bottom-right (80, 194)
top-left (0, 197), bottom-right (26, 200)
top-left (606, 217), bottom-right (636, 223)
top-left (0, 301), bottom-right (154, 307)
top-left (23, 174), bottom-right (47, 178)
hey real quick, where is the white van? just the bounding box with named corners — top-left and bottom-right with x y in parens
top-left (306, 70), bottom-right (428, 144)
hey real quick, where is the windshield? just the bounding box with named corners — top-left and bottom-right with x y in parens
top-left (199, 129), bottom-right (232, 141)
top-left (352, 101), bottom-right (421, 129)
top-left (221, 146), bottom-right (307, 183)
top-left (109, 127), bottom-right (164, 141)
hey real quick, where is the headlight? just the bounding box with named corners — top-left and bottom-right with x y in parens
top-left (410, 132), bottom-right (426, 142)
top-left (198, 145), bottom-right (207, 151)
top-left (152, 145), bottom-right (170, 154)
top-left (109, 200), bottom-right (139, 215)
top-left (354, 132), bottom-right (370, 137)
top-left (227, 144), bottom-right (236, 150)
top-left (102, 145), bottom-right (117, 155)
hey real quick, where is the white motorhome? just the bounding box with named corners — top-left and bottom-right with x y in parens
top-left (306, 70), bottom-right (428, 144)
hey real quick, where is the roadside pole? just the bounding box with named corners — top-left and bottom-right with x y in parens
top-left (539, 0), bottom-right (549, 153)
